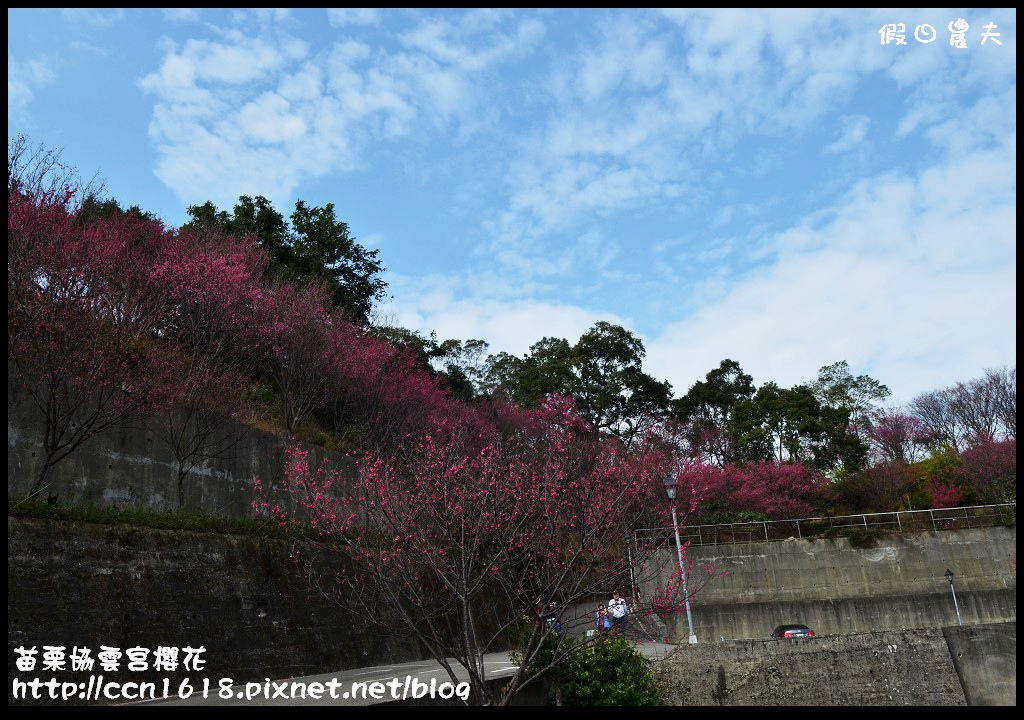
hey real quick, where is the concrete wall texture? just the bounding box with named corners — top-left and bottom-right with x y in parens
top-left (653, 622), bottom-right (1016, 706)
top-left (648, 526), bottom-right (1017, 642)
top-left (7, 517), bottom-right (424, 707)
top-left (7, 374), bottom-right (336, 519)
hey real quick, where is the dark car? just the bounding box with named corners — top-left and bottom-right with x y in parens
top-left (772, 623), bottom-right (815, 638)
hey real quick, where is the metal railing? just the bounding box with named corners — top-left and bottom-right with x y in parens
top-left (635, 503), bottom-right (1016, 548)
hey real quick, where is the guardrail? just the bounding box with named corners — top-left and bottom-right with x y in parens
top-left (634, 503), bottom-right (1016, 547)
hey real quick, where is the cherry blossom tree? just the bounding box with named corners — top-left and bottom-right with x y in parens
top-left (8, 190), bottom-right (170, 497)
top-left (865, 407), bottom-right (938, 465)
top-left (954, 439), bottom-right (1016, 505)
top-left (8, 134), bottom-right (104, 210)
top-left (254, 398), bottom-right (687, 705)
top-left (146, 228), bottom-right (270, 506)
top-left (255, 279), bottom-right (339, 435)
top-left (926, 477), bottom-right (965, 509)
top-left (678, 459), bottom-right (832, 521)
top-left (328, 328), bottom-right (456, 451)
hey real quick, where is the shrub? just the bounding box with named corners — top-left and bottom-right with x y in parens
top-left (842, 526), bottom-right (885, 548)
top-left (558, 634), bottom-right (662, 706)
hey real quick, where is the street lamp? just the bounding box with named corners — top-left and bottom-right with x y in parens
top-left (664, 474), bottom-right (698, 644)
top-left (624, 532), bottom-right (636, 602)
top-left (944, 569), bottom-right (963, 627)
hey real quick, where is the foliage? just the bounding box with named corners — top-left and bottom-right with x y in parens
top-left (679, 460), bottom-right (832, 521)
top-left (926, 477), bottom-right (964, 508)
top-left (8, 189), bottom-right (172, 496)
top-left (831, 461), bottom-right (920, 514)
top-left (239, 380), bottom-right (282, 411)
top-left (255, 279), bottom-right (338, 434)
top-left (822, 526), bottom-right (887, 548)
top-left (492, 322), bottom-right (673, 447)
top-left (731, 381), bottom-right (867, 476)
top-left (810, 360), bottom-right (890, 433)
top-left (864, 407), bottom-right (938, 465)
top-left (183, 195), bottom-right (387, 324)
top-left (368, 328), bottom-right (491, 402)
top-left (505, 614), bottom-right (566, 682)
top-left (955, 440), bottom-right (1016, 504)
top-left (7, 496), bottom-right (294, 539)
top-left (288, 199), bottom-right (387, 321)
top-left (558, 634), bottom-right (662, 706)
top-left (915, 445), bottom-right (963, 486)
top-left (671, 358), bottom-right (755, 466)
top-left (327, 329), bottom-right (455, 451)
top-left (10, 138), bottom-right (1013, 516)
top-left (254, 400), bottom-right (681, 706)
top-left (703, 504), bottom-right (770, 525)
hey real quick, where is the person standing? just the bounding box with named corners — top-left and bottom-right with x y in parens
top-left (594, 603), bottom-right (611, 636)
top-left (608, 590), bottom-right (628, 636)
top-left (546, 601), bottom-right (561, 634)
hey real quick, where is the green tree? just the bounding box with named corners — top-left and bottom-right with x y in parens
top-left (183, 196), bottom-right (387, 324)
top-left (227, 195), bottom-right (291, 260)
top-left (181, 199), bottom-right (231, 235)
top-left (672, 358), bottom-right (755, 466)
top-left (559, 635), bottom-right (662, 706)
top-left (810, 361), bottom-right (891, 432)
top-left (76, 195), bottom-right (159, 225)
top-left (511, 336), bottom-right (577, 409)
top-left (480, 350), bottom-right (527, 397)
top-left (731, 382), bottom-right (865, 475)
top-left (288, 200), bottom-right (386, 321)
top-left (572, 321), bottom-right (673, 444)
top-left (495, 322), bottom-right (673, 445)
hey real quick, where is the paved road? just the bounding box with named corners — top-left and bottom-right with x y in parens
top-left (128, 640), bottom-right (678, 706)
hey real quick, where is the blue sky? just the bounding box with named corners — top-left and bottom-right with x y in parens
top-left (8, 8), bottom-right (1016, 407)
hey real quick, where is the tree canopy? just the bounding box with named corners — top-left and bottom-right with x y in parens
top-left (183, 195), bottom-right (387, 324)
top-left (486, 321), bottom-right (674, 446)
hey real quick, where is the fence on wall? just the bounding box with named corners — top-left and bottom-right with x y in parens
top-left (635, 502), bottom-right (1017, 547)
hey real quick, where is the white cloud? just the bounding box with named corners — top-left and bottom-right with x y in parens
top-left (383, 279), bottom-right (632, 358)
top-left (644, 141), bottom-right (1016, 405)
top-left (237, 93), bottom-right (307, 143)
top-left (825, 115), bottom-right (870, 154)
top-left (7, 55), bottom-right (56, 119)
top-left (59, 8), bottom-right (124, 26)
top-left (327, 8), bottom-right (382, 27)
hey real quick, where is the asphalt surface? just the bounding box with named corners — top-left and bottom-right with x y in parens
top-left (126, 640), bottom-right (678, 706)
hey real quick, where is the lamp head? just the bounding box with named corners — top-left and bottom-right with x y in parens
top-left (945, 569), bottom-right (953, 583)
top-left (663, 474), bottom-right (679, 501)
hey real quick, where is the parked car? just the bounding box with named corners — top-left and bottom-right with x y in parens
top-left (772, 623), bottom-right (815, 638)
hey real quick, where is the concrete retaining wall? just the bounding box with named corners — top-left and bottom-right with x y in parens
top-left (653, 622), bottom-right (1016, 706)
top-left (7, 374), bottom-right (338, 518)
top-left (7, 517), bottom-right (424, 707)
top-left (644, 527), bottom-right (1017, 643)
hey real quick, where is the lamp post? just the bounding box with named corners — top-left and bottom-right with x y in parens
top-left (944, 569), bottom-right (963, 627)
top-left (664, 474), bottom-right (698, 645)
top-left (624, 532), bottom-right (636, 602)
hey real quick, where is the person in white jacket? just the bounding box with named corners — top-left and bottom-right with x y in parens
top-left (608, 590), bottom-right (628, 635)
